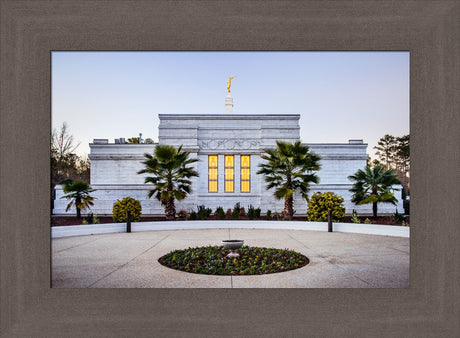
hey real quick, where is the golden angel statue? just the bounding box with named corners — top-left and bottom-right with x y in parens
top-left (227, 76), bottom-right (236, 93)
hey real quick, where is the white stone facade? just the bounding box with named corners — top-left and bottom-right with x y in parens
top-left (53, 114), bottom-right (404, 217)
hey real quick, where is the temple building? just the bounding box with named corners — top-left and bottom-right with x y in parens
top-left (53, 94), bottom-right (403, 217)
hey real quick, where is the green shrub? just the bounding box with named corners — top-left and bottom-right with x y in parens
top-left (279, 211), bottom-right (285, 221)
top-left (254, 207), bottom-right (261, 219)
top-left (112, 197), bottom-right (142, 222)
top-left (197, 205), bottom-right (212, 220)
top-left (266, 210), bottom-right (272, 220)
top-left (215, 206), bottom-right (226, 220)
top-left (85, 212), bottom-right (94, 224)
top-left (84, 212), bottom-right (100, 224)
top-left (232, 202), bottom-right (241, 220)
top-left (307, 192), bottom-right (345, 222)
top-left (190, 210), bottom-right (197, 220)
top-left (247, 205), bottom-right (255, 220)
top-left (351, 209), bottom-right (360, 223)
top-left (393, 209), bottom-right (406, 223)
top-left (364, 218), bottom-right (372, 224)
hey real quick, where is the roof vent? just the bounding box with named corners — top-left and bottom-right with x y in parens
top-left (349, 139), bottom-right (363, 144)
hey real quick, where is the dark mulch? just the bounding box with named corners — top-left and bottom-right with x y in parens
top-left (158, 246), bottom-right (310, 275)
top-left (342, 215), bottom-right (409, 226)
top-left (51, 215), bottom-right (166, 226)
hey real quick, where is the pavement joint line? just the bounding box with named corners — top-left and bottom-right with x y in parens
top-left (285, 231), bottom-right (374, 286)
top-left (86, 234), bottom-right (170, 288)
top-left (385, 246), bottom-right (410, 254)
top-left (329, 262), bottom-right (373, 287)
top-left (53, 237), bottom-right (102, 253)
top-left (285, 231), bottom-right (314, 251)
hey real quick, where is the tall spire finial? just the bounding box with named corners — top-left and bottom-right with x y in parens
top-left (227, 76), bottom-right (236, 93)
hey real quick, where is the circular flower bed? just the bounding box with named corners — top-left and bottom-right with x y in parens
top-left (158, 246), bottom-right (309, 275)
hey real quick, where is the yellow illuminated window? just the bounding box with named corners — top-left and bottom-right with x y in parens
top-left (208, 155), bottom-right (218, 192)
top-left (224, 155), bottom-right (234, 192)
top-left (240, 155), bottom-right (250, 192)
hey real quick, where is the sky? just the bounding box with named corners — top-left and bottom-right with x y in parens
top-left (52, 51), bottom-right (409, 159)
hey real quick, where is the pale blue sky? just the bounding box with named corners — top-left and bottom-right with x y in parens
top-left (52, 51), bottom-right (409, 158)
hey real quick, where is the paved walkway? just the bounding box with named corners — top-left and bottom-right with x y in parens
top-left (52, 228), bottom-right (409, 288)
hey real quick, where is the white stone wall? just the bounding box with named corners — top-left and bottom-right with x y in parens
top-left (53, 114), bottom-right (404, 217)
top-left (89, 144), bottom-right (154, 184)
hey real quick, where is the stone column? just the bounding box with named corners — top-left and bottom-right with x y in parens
top-left (225, 94), bottom-right (233, 114)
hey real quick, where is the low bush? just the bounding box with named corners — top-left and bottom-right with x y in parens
top-left (84, 212), bottom-right (99, 224)
top-left (247, 205), bottom-right (255, 220)
top-left (266, 210), bottom-right (272, 220)
top-left (393, 209), bottom-right (406, 223)
top-left (351, 209), bottom-right (360, 223)
top-left (364, 218), bottom-right (372, 224)
top-left (215, 206), bottom-right (226, 220)
top-left (232, 202), bottom-right (241, 220)
top-left (112, 197), bottom-right (142, 223)
top-left (307, 192), bottom-right (345, 222)
top-left (247, 205), bottom-right (262, 220)
top-left (197, 205), bottom-right (212, 220)
top-left (190, 210), bottom-right (197, 220)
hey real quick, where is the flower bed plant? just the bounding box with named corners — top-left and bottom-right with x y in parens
top-left (158, 246), bottom-right (309, 275)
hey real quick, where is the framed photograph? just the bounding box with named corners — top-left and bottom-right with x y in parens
top-left (1, 1), bottom-right (458, 336)
top-left (50, 50), bottom-right (410, 289)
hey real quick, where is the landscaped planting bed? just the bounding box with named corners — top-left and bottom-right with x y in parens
top-left (158, 246), bottom-right (309, 275)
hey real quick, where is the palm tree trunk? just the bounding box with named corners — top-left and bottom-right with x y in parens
top-left (284, 195), bottom-right (293, 220)
top-left (76, 196), bottom-right (81, 219)
top-left (373, 202), bottom-right (377, 218)
top-left (165, 196), bottom-right (176, 221)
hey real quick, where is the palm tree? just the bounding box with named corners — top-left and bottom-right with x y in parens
top-left (257, 141), bottom-right (321, 220)
top-left (60, 180), bottom-right (96, 219)
top-left (138, 144), bottom-right (199, 221)
top-left (348, 165), bottom-right (401, 218)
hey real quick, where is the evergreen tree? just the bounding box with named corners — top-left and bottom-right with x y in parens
top-left (374, 134), bottom-right (397, 169)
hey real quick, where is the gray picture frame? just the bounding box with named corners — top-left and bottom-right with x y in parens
top-left (1, 1), bottom-right (459, 336)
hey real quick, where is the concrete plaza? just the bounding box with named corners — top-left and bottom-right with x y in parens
top-left (52, 227), bottom-right (409, 288)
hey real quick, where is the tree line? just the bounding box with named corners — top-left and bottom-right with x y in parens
top-left (369, 134), bottom-right (410, 196)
